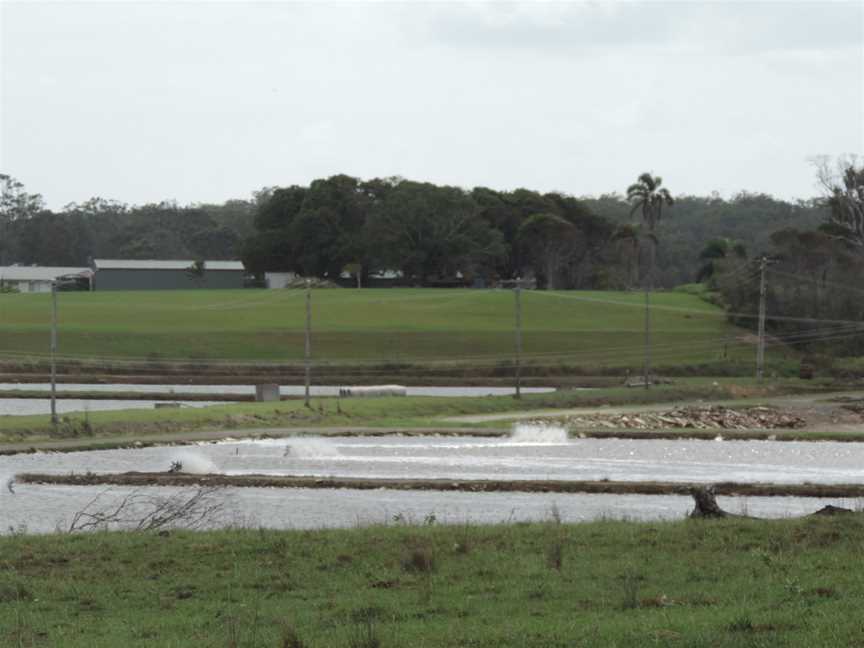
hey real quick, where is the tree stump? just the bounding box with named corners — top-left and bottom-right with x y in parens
top-left (689, 485), bottom-right (732, 518)
top-left (689, 485), bottom-right (854, 519)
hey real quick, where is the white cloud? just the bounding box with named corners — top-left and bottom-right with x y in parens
top-left (0, 1), bottom-right (861, 207)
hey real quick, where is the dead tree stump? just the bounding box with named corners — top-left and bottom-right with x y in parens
top-left (690, 485), bottom-right (854, 519)
top-left (689, 485), bottom-right (732, 518)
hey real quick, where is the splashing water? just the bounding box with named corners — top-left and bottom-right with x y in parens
top-left (509, 424), bottom-right (570, 444)
top-left (171, 451), bottom-right (219, 474)
top-left (0, 473), bottom-right (14, 495)
top-left (284, 438), bottom-right (342, 459)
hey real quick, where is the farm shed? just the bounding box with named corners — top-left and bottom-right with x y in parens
top-left (264, 272), bottom-right (297, 289)
top-left (0, 266), bottom-right (92, 293)
top-left (91, 259), bottom-right (245, 290)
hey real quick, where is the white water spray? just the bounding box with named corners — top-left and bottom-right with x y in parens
top-left (283, 438), bottom-right (342, 459)
top-left (171, 451), bottom-right (219, 474)
top-left (509, 424), bottom-right (570, 444)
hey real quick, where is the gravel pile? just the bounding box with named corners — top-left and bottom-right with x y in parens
top-left (558, 406), bottom-right (806, 430)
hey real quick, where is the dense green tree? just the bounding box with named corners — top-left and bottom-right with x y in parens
top-left (365, 180), bottom-right (505, 283)
top-left (0, 174), bottom-right (45, 263)
top-left (697, 237), bottom-right (747, 283)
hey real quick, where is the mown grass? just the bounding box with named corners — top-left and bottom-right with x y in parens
top-left (0, 378), bottom-right (833, 449)
top-left (0, 288), bottom-right (754, 367)
top-left (2, 516), bottom-right (864, 647)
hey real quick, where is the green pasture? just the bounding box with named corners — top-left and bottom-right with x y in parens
top-left (0, 289), bottom-right (755, 366)
top-left (3, 516), bottom-right (864, 647)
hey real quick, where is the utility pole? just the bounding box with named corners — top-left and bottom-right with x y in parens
top-left (756, 256), bottom-right (768, 382)
top-left (304, 278), bottom-right (312, 407)
top-left (643, 240), bottom-right (653, 390)
top-left (50, 281), bottom-right (58, 425)
top-left (514, 279), bottom-right (522, 399)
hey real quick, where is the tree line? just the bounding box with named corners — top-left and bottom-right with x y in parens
top-left (710, 160), bottom-right (864, 357)
top-left (0, 175), bottom-right (255, 267)
top-left (242, 175), bottom-right (619, 289)
top-left (0, 169), bottom-right (847, 294)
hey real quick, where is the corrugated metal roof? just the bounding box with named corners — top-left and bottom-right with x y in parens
top-left (93, 259), bottom-right (245, 271)
top-left (0, 266), bottom-right (91, 282)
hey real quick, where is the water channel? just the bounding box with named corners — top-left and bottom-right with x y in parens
top-left (0, 384), bottom-right (555, 416)
top-left (2, 428), bottom-right (862, 534)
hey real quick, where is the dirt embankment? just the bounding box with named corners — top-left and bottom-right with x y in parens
top-left (0, 358), bottom-right (625, 387)
top-left (15, 472), bottom-right (864, 499)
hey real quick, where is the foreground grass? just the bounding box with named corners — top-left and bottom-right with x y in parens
top-left (0, 379), bottom-right (835, 448)
top-left (2, 516), bottom-right (864, 647)
top-left (0, 288), bottom-right (752, 367)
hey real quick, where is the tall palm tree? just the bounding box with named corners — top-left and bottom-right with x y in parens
top-left (611, 223), bottom-right (645, 290)
top-left (626, 173), bottom-right (674, 388)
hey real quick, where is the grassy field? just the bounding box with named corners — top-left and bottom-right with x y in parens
top-left (0, 288), bottom-right (757, 368)
top-left (2, 516), bottom-right (864, 647)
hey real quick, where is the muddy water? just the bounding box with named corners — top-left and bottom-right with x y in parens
top-left (2, 430), bottom-right (862, 534)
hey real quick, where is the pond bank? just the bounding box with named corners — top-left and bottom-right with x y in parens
top-left (16, 472), bottom-right (864, 498)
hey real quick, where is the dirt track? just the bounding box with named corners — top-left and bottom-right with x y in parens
top-left (445, 391), bottom-right (864, 428)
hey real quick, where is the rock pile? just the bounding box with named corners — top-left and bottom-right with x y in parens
top-left (557, 406), bottom-right (806, 430)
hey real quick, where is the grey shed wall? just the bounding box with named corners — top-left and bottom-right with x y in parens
top-left (93, 269), bottom-right (244, 290)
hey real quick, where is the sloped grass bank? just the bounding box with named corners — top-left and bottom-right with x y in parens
top-left (2, 516), bottom-right (864, 647)
top-left (0, 289), bottom-right (749, 368)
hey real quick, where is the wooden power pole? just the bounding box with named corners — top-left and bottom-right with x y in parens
top-left (50, 281), bottom-right (58, 425)
top-left (756, 256), bottom-right (768, 382)
top-left (304, 279), bottom-right (312, 407)
top-left (643, 240), bottom-right (654, 390)
top-left (514, 280), bottom-right (522, 399)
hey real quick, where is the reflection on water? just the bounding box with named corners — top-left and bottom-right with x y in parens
top-left (2, 432), bottom-right (863, 534)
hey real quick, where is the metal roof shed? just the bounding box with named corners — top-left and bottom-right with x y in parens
top-left (0, 266), bottom-right (92, 293)
top-left (91, 259), bottom-right (246, 290)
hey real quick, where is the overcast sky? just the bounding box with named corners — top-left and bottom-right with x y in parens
top-left (1, 1), bottom-right (862, 208)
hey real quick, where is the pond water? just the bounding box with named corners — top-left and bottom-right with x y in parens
top-left (3, 483), bottom-right (858, 535)
top-left (0, 383), bottom-right (556, 398)
top-left (4, 426), bottom-right (860, 484)
top-left (1, 427), bottom-right (862, 534)
top-left (0, 384), bottom-right (556, 416)
top-left (0, 399), bottom-right (220, 416)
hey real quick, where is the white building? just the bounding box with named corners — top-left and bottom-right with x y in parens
top-left (264, 272), bottom-right (297, 289)
top-left (0, 266), bottom-right (92, 293)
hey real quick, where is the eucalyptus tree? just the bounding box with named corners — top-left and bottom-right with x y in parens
top-left (817, 160), bottom-right (864, 252)
top-left (626, 173), bottom-right (674, 387)
top-left (517, 213), bottom-right (579, 290)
